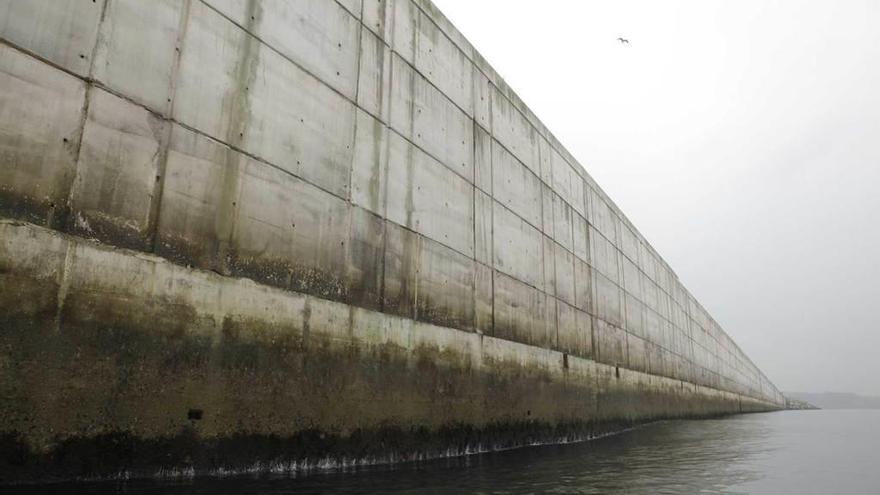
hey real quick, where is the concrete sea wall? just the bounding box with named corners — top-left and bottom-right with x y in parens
top-left (0, 0), bottom-right (783, 482)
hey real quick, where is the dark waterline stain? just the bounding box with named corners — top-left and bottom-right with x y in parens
top-left (5, 410), bottom-right (879, 495)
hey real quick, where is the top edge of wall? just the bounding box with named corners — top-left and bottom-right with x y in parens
top-left (411, 0), bottom-right (664, 263)
top-left (414, 0), bottom-right (780, 398)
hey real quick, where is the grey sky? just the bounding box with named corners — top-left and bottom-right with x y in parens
top-left (433, 0), bottom-right (880, 395)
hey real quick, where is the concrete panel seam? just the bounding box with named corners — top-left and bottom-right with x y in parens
top-left (0, 1), bottom-right (587, 254)
top-left (402, 2), bottom-right (627, 237)
top-left (197, 0), bottom-right (359, 122)
top-left (56, 83), bottom-right (94, 232)
top-left (0, 2), bottom-right (781, 403)
top-left (86, 0), bottom-right (112, 80)
top-left (146, 0), bottom-right (194, 254)
top-left (1, 219), bottom-right (782, 406)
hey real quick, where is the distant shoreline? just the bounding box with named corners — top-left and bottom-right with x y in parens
top-left (785, 392), bottom-right (880, 410)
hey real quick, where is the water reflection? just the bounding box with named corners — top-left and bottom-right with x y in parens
top-left (12, 410), bottom-right (880, 494)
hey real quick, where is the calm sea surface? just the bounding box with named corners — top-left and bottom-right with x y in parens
top-left (16, 409), bottom-right (880, 494)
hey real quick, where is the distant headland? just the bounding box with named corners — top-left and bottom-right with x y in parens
top-left (785, 392), bottom-right (880, 410)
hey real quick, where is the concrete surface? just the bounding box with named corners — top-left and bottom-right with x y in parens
top-left (0, 0), bottom-right (783, 482)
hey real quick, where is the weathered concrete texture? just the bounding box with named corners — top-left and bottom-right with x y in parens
top-left (0, 221), bottom-right (776, 481)
top-left (0, 0), bottom-right (783, 482)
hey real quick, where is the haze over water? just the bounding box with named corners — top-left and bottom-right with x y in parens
top-left (23, 410), bottom-right (879, 494)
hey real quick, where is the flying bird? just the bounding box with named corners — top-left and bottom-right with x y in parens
top-left (617, 37), bottom-right (630, 45)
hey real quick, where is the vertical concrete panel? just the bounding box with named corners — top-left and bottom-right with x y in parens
top-left (690, 323), bottom-right (703, 353)
top-left (538, 136), bottom-right (552, 185)
top-left (673, 300), bottom-right (689, 337)
top-left (554, 243), bottom-right (576, 306)
top-left (385, 133), bottom-right (474, 256)
top-left (231, 160), bottom-right (350, 297)
top-left (541, 295), bottom-right (557, 351)
top-left (415, 11), bottom-right (473, 115)
top-left (155, 124), bottom-right (239, 269)
top-left (390, 0), bottom-right (417, 64)
top-left (493, 272), bottom-right (552, 348)
top-left (626, 334), bottom-right (649, 373)
top-left (577, 309), bottom-right (594, 358)
top-left (412, 0), bottom-right (475, 61)
top-left (552, 193), bottom-right (574, 251)
top-left (595, 318), bottom-right (627, 367)
top-left (362, 0), bottom-right (391, 40)
top-left (0, 0), bottom-right (104, 76)
top-left (474, 125), bottom-right (491, 194)
top-left (474, 262), bottom-right (493, 334)
top-left (622, 256), bottom-right (642, 297)
top-left (473, 70), bottom-right (491, 132)
top-left (657, 290), bottom-right (671, 320)
top-left (556, 301), bottom-right (586, 356)
top-left (672, 318), bottom-right (686, 364)
top-left (573, 213), bottom-right (588, 262)
top-left (588, 189), bottom-right (617, 246)
top-left (492, 140), bottom-right (541, 228)
top-left (672, 354), bottom-right (686, 383)
top-left (594, 271), bottom-right (623, 327)
top-left (490, 86), bottom-right (540, 175)
top-left (571, 173), bottom-right (587, 222)
top-left (252, 0), bottom-right (360, 100)
top-left (358, 27), bottom-right (392, 122)
top-left (173, 1), bottom-right (250, 143)
top-left (388, 54), bottom-right (415, 138)
top-left (541, 183), bottom-right (554, 235)
top-left (492, 202), bottom-right (542, 288)
top-left (638, 309), bottom-right (660, 348)
top-left (542, 234), bottom-right (556, 296)
top-left (415, 237), bottom-right (474, 330)
top-left (672, 278), bottom-right (686, 307)
top-left (68, 88), bottom-right (169, 249)
top-left (382, 221), bottom-right (418, 318)
top-left (624, 294), bottom-right (646, 339)
top-left (351, 109), bottom-right (388, 217)
top-left (590, 226), bottom-right (619, 284)
top-left (549, 146), bottom-right (584, 217)
top-left (647, 344), bottom-right (669, 378)
top-left (244, 43), bottom-right (356, 198)
top-left (92, 0), bottom-right (186, 114)
top-left (620, 223), bottom-right (640, 265)
top-left (0, 45), bottom-right (86, 225)
top-left (639, 242), bottom-right (655, 282)
top-left (474, 189), bottom-right (493, 265)
top-left (346, 206), bottom-right (384, 310)
top-left (643, 273), bottom-right (660, 313)
top-left (412, 72), bottom-right (473, 182)
top-left (574, 259), bottom-right (592, 314)
top-left (384, 131), bottom-right (411, 227)
top-left (582, 181), bottom-right (594, 224)
top-left (657, 262), bottom-right (673, 296)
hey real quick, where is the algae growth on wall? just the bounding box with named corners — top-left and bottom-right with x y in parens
top-left (0, 0), bottom-right (782, 481)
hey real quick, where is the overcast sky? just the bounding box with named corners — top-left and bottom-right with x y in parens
top-left (433, 0), bottom-right (880, 396)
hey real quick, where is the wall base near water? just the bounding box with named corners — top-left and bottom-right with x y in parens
top-left (0, 221), bottom-right (779, 482)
